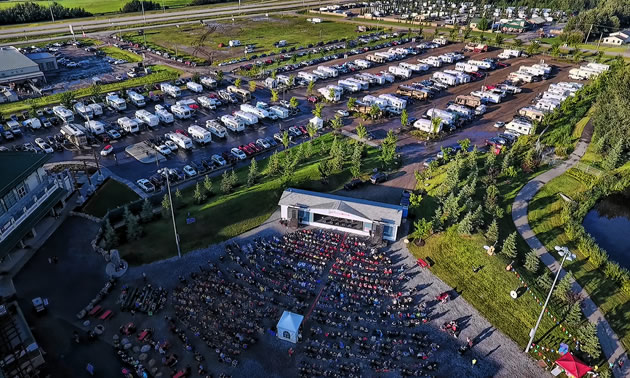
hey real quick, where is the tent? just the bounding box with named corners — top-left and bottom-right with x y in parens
top-left (276, 311), bottom-right (304, 343)
top-left (309, 116), bottom-right (323, 130)
top-left (553, 353), bottom-right (592, 378)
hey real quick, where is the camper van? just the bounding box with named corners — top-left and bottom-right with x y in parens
top-left (269, 106), bottom-right (289, 119)
top-left (227, 86), bottom-right (251, 102)
top-left (85, 120), bottom-right (105, 135)
top-left (87, 103), bottom-right (103, 117)
top-left (135, 109), bottom-right (159, 128)
top-left (206, 119), bottom-right (227, 138)
top-left (518, 107), bottom-right (546, 122)
top-left (188, 125), bottom-right (212, 145)
top-left (433, 71), bottom-right (458, 86)
top-left (60, 124), bottom-right (87, 147)
top-left (117, 117), bottom-right (140, 133)
top-left (127, 90), bottom-right (146, 107)
top-left (201, 76), bottom-right (217, 88)
top-left (171, 104), bottom-right (192, 120)
top-left (234, 111), bottom-right (259, 126)
top-left (414, 118), bottom-right (442, 133)
top-left (187, 81), bottom-right (203, 93)
top-left (167, 132), bottom-right (193, 150)
top-left (22, 118), bottom-right (42, 130)
top-left (240, 104), bottom-right (269, 119)
top-left (155, 105), bottom-right (174, 124)
top-left (198, 96), bottom-right (220, 110)
top-left (389, 65), bottom-right (412, 79)
top-left (105, 93), bottom-right (127, 111)
top-left (73, 102), bottom-right (93, 120)
top-left (220, 115), bottom-right (245, 132)
top-left (53, 106), bottom-right (74, 123)
top-left (160, 83), bottom-right (181, 98)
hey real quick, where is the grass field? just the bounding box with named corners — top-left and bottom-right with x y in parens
top-left (0, 0), bottom-right (192, 14)
top-left (99, 46), bottom-right (143, 62)
top-left (122, 16), bottom-right (368, 63)
top-left (0, 65), bottom-right (180, 116)
top-left (81, 178), bottom-right (140, 218)
top-left (117, 134), bottom-right (382, 265)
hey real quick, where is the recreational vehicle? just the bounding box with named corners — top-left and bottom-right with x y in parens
top-left (188, 125), bottom-right (212, 145)
top-left (105, 93), bottom-right (127, 111)
top-left (73, 102), bottom-right (93, 120)
top-left (414, 118), bottom-right (442, 133)
top-left (127, 90), bottom-right (146, 107)
top-left (220, 115), bottom-right (245, 132)
top-left (234, 111), bottom-right (259, 126)
top-left (60, 124), bottom-right (87, 147)
top-left (53, 106), bottom-right (74, 123)
top-left (206, 120), bottom-right (227, 138)
top-left (187, 82), bottom-right (203, 93)
top-left (167, 132), bottom-right (193, 150)
top-left (135, 109), bottom-right (159, 128)
top-left (117, 117), bottom-right (140, 133)
top-left (155, 105), bottom-right (174, 124)
top-left (201, 76), bottom-right (217, 88)
top-left (227, 86), bottom-right (251, 101)
top-left (85, 120), bottom-right (105, 135)
top-left (171, 104), bottom-right (192, 120)
top-left (160, 83), bottom-right (181, 98)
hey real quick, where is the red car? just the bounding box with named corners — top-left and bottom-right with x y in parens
top-left (496, 62), bottom-right (509, 68)
top-left (247, 142), bottom-right (261, 153)
top-left (188, 104), bottom-right (199, 110)
top-left (298, 125), bottom-right (308, 135)
top-left (307, 96), bottom-right (318, 103)
top-left (175, 129), bottom-right (189, 137)
top-left (239, 144), bottom-right (254, 155)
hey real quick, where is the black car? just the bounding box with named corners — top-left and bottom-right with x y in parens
top-left (344, 178), bottom-right (364, 191)
top-left (201, 158), bottom-right (215, 170)
top-left (265, 136), bottom-right (277, 147)
top-left (149, 173), bottom-right (164, 189)
top-left (189, 161), bottom-right (205, 174)
top-left (370, 172), bottom-right (387, 184)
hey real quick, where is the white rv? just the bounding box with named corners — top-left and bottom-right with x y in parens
top-left (117, 117), bottom-right (140, 133)
top-left (127, 90), bottom-right (146, 107)
top-left (269, 106), bottom-right (289, 119)
top-left (170, 104), bottom-right (191, 120)
top-left (240, 104), bottom-right (269, 119)
top-left (206, 119), bottom-right (227, 138)
top-left (234, 111), bottom-right (259, 126)
top-left (455, 62), bottom-right (479, 73)
top-left (497, 49), bottom-right (522, 59)
top-left (518, 107), bottom-right (546, 122)
top-left (470, 90), bottom-right (502, 104)
top-left (414, 118), bottom-right (442, 133)
top-left (167, 132), bottom-right (193, 150)
top-left (198, 96), bottom-right (220, 110)
top-left (354, 59), bottom-right (372, 69)
top-left (426, 108), bottom-right (457, 126)
top-left (23, 118), bottom-right (42, 130)
top-left (506, 118), bottom-right (533, 135)
top-left (433, 71), bottom-right (458, 86)
top-left (379, 94), bottom-right (407, 110)
top-left (467, 60), bottom-right (493, 69)
top-left (135, 109), bottom-right (159, 128)
top-left (188, 125), bottom-right (212, 145)
top-left (297, 72), bottom-right (318, 83)
top-left (87, 103), bottom-right (103, 117)
top-left (73, 102), bottom-right (93, 120)
top-left (105, 93), bottom-right (127, 111)
top-left (318, 87), bottom-right (341, 102)
top-left (53, 106), bottom-right (74, 123)
top-left (389, 65), bottom-right (412, 79)
top-left (160, 83), bottom-right (181, 98)
top-left (220, 115), bottom-right (245, 132)
top-left (201, 76), bottom-right (217, 88)
top-left (319, 66), bottom-right (338, 78)
top-left (187, 82), bottom-right (203, 93)
top-left (154, 105), bottom-right (174, 124)
top-left (85, 120), bottom-right (105, 135)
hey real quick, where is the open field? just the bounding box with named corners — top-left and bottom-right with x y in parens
top-left (99, 45), bottom-right (143, 62)
top-left (0, 0), bottom-right (196, 14)
top-left (122, 16), bottom-right (367, 63)
top-left (81, 178), bottom-right (140, 218)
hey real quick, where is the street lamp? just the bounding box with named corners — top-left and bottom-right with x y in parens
top-left (524, 246), bottom-right (576, 353)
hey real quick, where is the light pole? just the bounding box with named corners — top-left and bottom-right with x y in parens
top-left (165, 173), bottom-right (182, 259)
top-left (525, 246), bottom-right (576, 353)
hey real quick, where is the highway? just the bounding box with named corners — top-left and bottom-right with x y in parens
top-left (0, 0), bottom-right (343, 39)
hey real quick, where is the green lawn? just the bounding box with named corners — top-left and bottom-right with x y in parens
top-left (81, 178), bottom-right (140, 218)
top-left (0, 65), bottom-right (180, 116)
top-left (99, 46), bottom-right (143, 62)
top-left (117, 134), bottom-right (382, 265)
top-left (0, 0), bottom-right (193, 14)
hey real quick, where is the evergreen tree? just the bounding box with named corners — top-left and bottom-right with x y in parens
top-left (268, 150), bottom-right (281, 176)
top-left (501, 232), bottom-right (518, 258)
top-left (350, 142), bottom-right (362, 178)
top-left (602, 139), bottom-right (623, 170)
top-left (193, 182), bottom-right (204, 204)
top-left (432, 206), bottom-right (444, 232)
top-left (161, 194), bottom-right (170, 217)
top-left (175, 188), bottom-right (182, 202)
top-left (221, 170), bottom-right (233, 193)
top-left (229, 170), bottom-right (238, 187)
top-left (356, 123), bottom-right (368, 141)
top-left (565, 301), bottom-right (583, 326)
top-left (486, 218), bottom-right (499, 244)
top-left (289, 96), bottom-right (299, 109)
top-left (457, 212), bottom-right (474, 235)
top-left (524, 249), bottom-right (540, 273)
top-left (485, 151), bottom-right (496, 169)
top-left (471, 205), bottom-right (484, 229)
top-left (140, 198), bottom-right (153, 223)
top-left (249, 80), bottom-right (257, 93)
top-left (536, 271), bottom-right (553, 292)
top-left (270, 89), bottom-right (279, 102)
top-left (101, 218), bottom-right (118, 250)
top-left (123, 206), bottom-right (142, 241)
top-left (380, 130), bottom-right (398, 166)
top-left (412, 218), bottom-right (433, 242)
top-left (203, 174), bottom-right (212, 194)
top-left (347, 97), bottom-right (357, 110)
top-left (577, 322), bottom-right (601, 360)
top-left (400, 109), bottom-right (408, 128)
top-left (554, 272), bottom-right (574, 302)
top-left (247, 157), bottom-right (259, 187)
top-left (442, 192), bottom-right (460, 225)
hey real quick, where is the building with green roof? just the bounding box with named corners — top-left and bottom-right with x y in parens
top-left (0, 152), bottom-right (73, 256)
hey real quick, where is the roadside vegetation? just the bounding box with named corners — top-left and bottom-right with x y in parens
top-left (98, 45), bottom-right (143, 62)
top-left (0, 1), bottom-right (91, 25)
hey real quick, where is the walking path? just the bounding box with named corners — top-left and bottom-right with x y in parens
top-left (511, 120), bottom-right (629, 376)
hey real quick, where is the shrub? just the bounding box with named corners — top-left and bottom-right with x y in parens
top-left (589, 244), bottom-right (609, 269)
top-left (603, 261), bottom-right (624, 283)
top-left (564, 221), bottom-right (583, 241)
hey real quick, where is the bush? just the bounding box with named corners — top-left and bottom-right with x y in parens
top-left (564, 220), bottom-right (583, 241)
top-left (121, 0), bottom-right (162, 12)
top-left (589, 244), bottom-right (609, 269)
top-left (603, 261), bottom-right (624, 283)
top-left (0, 2), bottom-right (91, 25)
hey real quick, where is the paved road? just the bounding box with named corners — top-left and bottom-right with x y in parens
top-left (511, 120), bottom-right (629, 377)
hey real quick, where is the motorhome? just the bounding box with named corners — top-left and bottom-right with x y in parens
top-left (470, 90), bottom-right (502, 104)
top-left (354, 59), bottom-right (371, 69)
top-left (542, 92), bottom-right (568, 102)
top-left (536, 98), bottom-right (561, 111)
top-left (414, 118), bottom-right (442, 133)
top-left (87, 103), bottom-right (103, 117)
top-left (127, 90), bottom-right (146, 107)
top-left (444, 70), bottom-right (471, 84)
top-left (188, 125), bottom-right (212, 145)
top-left (201, 76), bottom-right (217, 88)
top-left (497, 49), bottom-right (522, 59)
top-left (455, 95), bottom-right (482, 108)
top-left (53, 105), bottom-right (74, 123)
top-left (396, 85), bottom-right (429, 101)
top-left (187, 81), bottom-right (203, 93)
top-left (364, 73), bottom-right (386, 85)
top-left (509, 71), bottom-right (535, 83)
top-left (234, 111), bottom-right (259, 126)
top-left (221, 115), bottom-right (245, 132)
top-left (532, 63), bottom-right (553, 75)
top-left (467, 60), bottom-right (493, 69)
top-left (155, 104), bottom-right (174, 124)
top-left (227, 86), bottom-right (251, 102)
top-left (60, 124), bottom-right (87, 147)
top-left (176, 99), bottom-right (198, 111)
top-left (586, 63), bottom-right (609, 72)
top-left (6, 120), bottom-right (21, 135)
top-left (312, 69), bottom-right (329, 80)
top-left (446, 104), bottom-right (474, 120)
top-left (419, 57), bottom-right (442, 67)
top-left (519, 66), bottom-right (546, 77)
top-left (346, 78), bottom-right (368, 90)
top-left (105, 93), bottom-right (127, 111)
top-left (160, 83), bottom-right (181, 98)
top-left (379, 94), bottom-right (407, 111)
top-left (206, 120), bottom-right (227, 138)
top-left (23, 118), bottom-right (42, 130)
top-left (269, 106), bottom-right (289, 119)
top-left (240, 103), bottom-right (269, 119)
top-left (117, 117), bottom-right (140, 133)
top-left (378, 72), bottom-right (395, 83)
top-left (389, 65), bottom-right (412, 79)
top-left (375, 52), bottom-right (395, 61)
top-left (319, 66), bottom-right (339, 78)
top-left (455, 62), bottom-right (479, 73)
top-left (338, 79), bottom-right (361, 92)
top-left (506, 118), bottom-right (533, 135)
top-left (433, 71), bottom-right (458, 86)
top-left (135, 109), bottom-right (159, 128)
top-left (518, 107), bottom-right (546, 122)
top-left (425, 108), bottom-right (457, 126)
top-left (167, 132), bottom-right (193, 150)
top-left (73, 102), bottom-right (94, 120)
top-left (198, 96), bottom-right (220, 110)
top-left (318, 86), bottom-right (341, 102)
top-left (297, 72), bottom-right (318, 83)
top-left (399, 62), bottom-right (425, 72)
top-left (85, 120), bottom-right (105, 135)
top-left (438, 54), bottom-right (455, 64)
top-left (366, 54), bottom-right (388, 64)
top-left (171, 104), bottom-right (192, 120)
top-left (433, 37), bottom-right (448, 46)
top-left (276, 75), bottom-right (291, 86)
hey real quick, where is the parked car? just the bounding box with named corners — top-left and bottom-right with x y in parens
top-left (337, 109), bottom-right (350, 117)
top-left (231, 147), bottom-right (247, 160)
top-left (100, 144), bottom-right (114, 156)
top-left (211, 154), bottom-right (226, 166)
top-left (493, 121), bottom-right (505, 128)
top-left (239, 144), bottom-right (254, 156)
top-left (107, 129), bottom-right (122, 139)
top-left (183, 165), bottom-right (197, 177)
top-left (344, 178), bottom-right (364, 191)
top-left (256, 138), bottom-right (271, 149)
top-left (156, 144), bottom-right (171, 155)
top-left (136, 178), bottom-right (155, 193)
top-left (165, 140), bottom-right (178, 152)
top-left (370, 172), bottom-right (387, 184)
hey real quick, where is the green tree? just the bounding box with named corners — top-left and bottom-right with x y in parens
top-left (140, 198), bottom-right (153, 223)
top-left (229, 170), bottom-right (237, 187)
top-left (313, 103), bottom-right (324, 118)
top-left (271, 69), bottom-right (277, 79)
top-left (524, 249), bottom-right (540, 273)
top-left (221, 170), bottom-right (233, 193)
top-left (526, 41), bottom-right (541, 56)
top-left (124, 206), bottom-right (142, 241)
top-left (328, 87), bottom-right (337, 102)
top-left (347, 97), bottom-right (357, 110)
top-left (565, 301), bottom-right (583, 326)
top-left (369, 104), bottom-right (381, 120)
top-left (289, 96), bottom-right (299, 109)
top-left (350, 146), bottom-right (362, 178)
top-left (249, 80), bottom-right (257, 93)
top-left (89, 83), bottom-right (102, 101)
top-left (356, 123), bottom-right (367, 141)
top-left (380, 130), bottom-right (398, 166)
top-left (457, 212), bottom-right (474, 235)
top-left (602, 139), bottom-right (623, 170)
top-left (330, 114), bottom-right (343, 132)
top-left (494, 33), bottom-right (504, 46)
top-left (247, 157), bottom-right (259, 186)
top-left (431, 117), bottom-right (442, 134)
top-left (307, 80), bottom-right (315, 95)
top-left (175, 188), bottom-right (182, 202)
top-left (501, 232), bottom-right (517, 258)
top-left (60, 91), bottom-right (75, 109)
top-left (554, 272), bottom-right (574, 302)
top-left (271, 89), bottom-right (279, 102)
top-left (193, 182), bottom-right (205, 204)
top-left (409, 193), bottom-right (423, 208)
top-left (101, 218), bottom-right (118, 250)
top-left (203, 174), bottom-right (212, 194)
top-left (215, 70), bottom-right (224, 82)
top-left (161, 194), bottom-right (170, 217)
top-left (234, 78), bottom-right (242, 88)
top-left (577, 322), bottom-right (601, 359)
top-left (471, 204), bottom-right (484, 229)
top-left (550, 40), bottom-right (561, 57)
top-left (412, 218), bottom-right (433, 243)
top-left (288, 74), bottom-right (296, 87)
top-left (536, 271), bottom-right (553, 291)
top-left (463, 26), bottom-right (472, 41)
top-left (268, 150), bottom-right (281, 176)
top-left (458, 138), bottom-right (471, 153)
top-left (477, 17), bottom-right (490, 31)
top-left (449, 28), bottom-right (457, 41)
top-left (281, 130), bottom-right (290, 149)
top-left (400, 108), bottom-right (408, 128)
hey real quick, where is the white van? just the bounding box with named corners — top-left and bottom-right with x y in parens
top-left (23, 118), bottom-right (42, 130)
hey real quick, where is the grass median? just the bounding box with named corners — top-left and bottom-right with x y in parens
top-left (99, 45), bottom-right (143, 62)
top-left (81, 178), bottom-right (140, 218)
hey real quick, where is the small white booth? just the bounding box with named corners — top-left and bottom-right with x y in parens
top-left (277, 310), bottom-right (304, 343)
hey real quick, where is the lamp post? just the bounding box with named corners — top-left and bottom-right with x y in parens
top-left (525, 246), bottom-right (575, 353)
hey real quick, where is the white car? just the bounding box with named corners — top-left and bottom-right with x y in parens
top-left (211, 154), bottom-right (226, 166)
top-left (230, 147), bottom-right (247, 160)
top-left (279, 100), bottom-right (292, 108)
top-left (136, 178), bottom-right (155, 193)
top-left (156, 144), bottom-right (171, 155)
top-left (165, 140), bottom-right (178, 151)
top-left (256, 138), bottom-right (271, 149)
top-left (336, 109), bottom-right (350, 117)
top-left (183, 165), bottom-right (197, 177)
top-left (493, 121), bottom-right (505, 128)
top-left (35, 138), bottom-right (54, 153)
top-left (100, 144), bottom-right (114, 156)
